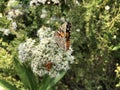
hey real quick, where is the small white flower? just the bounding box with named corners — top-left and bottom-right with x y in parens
top-left (38, 0), bottom-right (47, 4)
top-left (15, 9), bottom-right (23, 16)
top-left (4, 29), bottom-right (10, 36)
top-left (30, 0), bottom-right (36, 6)
top-left (8, 10), bottom-right (15, 17)
top-left (7, 0), bottom-right (20, 8)
top-left (76, 29), bottom-right (80, 32)
top-left (105, 5), bottom-right (110, 10)
top-left (40, 14), bottom-right (47, 18)
top-left (30, 0), bottom-right (42, 6)
top-left (0, 28), bottom-right (11, 36)
top-left (75, 0), bottom-right (80, 5)
top-left (51, 0), bottom-right (59, 4)
top-left (30, 1), bottom-right (33, 6)
top-left (0, 86), bottom-right (5, 90)
top-left (12, 22), bottom-right (17, 30)
top-left (47, 1), bottom-right (51, 4)
top-left (7, 0), bottom-right (16, 7)
top-left (0, 13), bottom-right (2, 17)
top-left (113, 35), bottom-right (116, 39)
top-left (7, 9), bottom-right (23, 18)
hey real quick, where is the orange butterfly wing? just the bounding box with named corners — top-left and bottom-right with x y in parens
top-left (44, 62), bottom-right (53, 71)
top-left (54, 22), bottom-right (71, 50)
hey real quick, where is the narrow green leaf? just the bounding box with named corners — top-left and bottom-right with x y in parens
top-left (0, 79), bottom-right (19, 90)
top-left (24, 66), bottom-right (38, 90)
top-left (39, 71), bottom-right (66, 90)
top-left (39, 75), bottom-right (50, 90)
top-left (46, 71), bottom-right (66, 90)
top-left (13, 56), bottom-right (38, 90)
top-left (112, 45), bottom-right (120, 51)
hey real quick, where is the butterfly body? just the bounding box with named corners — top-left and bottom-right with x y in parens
top-left (54, 22), bottom-right (71, 51)
top-left (44, 62), bottom-right (53, 71)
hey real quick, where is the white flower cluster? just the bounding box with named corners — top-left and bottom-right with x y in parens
top-left (7, 9), bottom-right (23, 20)
top-left (18, 38), bottom-right (35, 63)
top-left (30, 0), bottom-right (60, 6)
top-left (0, 19), bottom-right (18, 36)
top-left (18, 26), bottom-right (74, 77)
top-left (105, 5), bottom-right (110, 10)
top-left (0, 28), bottom-right (10, 36)
top-left (11, 22), bottom-right (17, 30)
top-left (2, 0), bottom-right (22, 35)
top-left (76, 29), bottom-right (80, 32)
top-left (51, 0), bottom-right (59, 4)
top-left (7, 0), bottom-right (23, 20)
top-left (7, 0), bottom-right (20, 8)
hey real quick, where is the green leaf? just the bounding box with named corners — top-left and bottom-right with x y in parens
top-left (13, 56), bottom-right (38, 90)
top-left (0, 79), bottom-right (19, 90)
top-left (46, 71), bottom-right (66, 90)
top-left (39, 71), bottom-right (66, 90)
top-left (112, 44), bottom-right (120, 51)
top-left (0, 17), bottom-right (10, 28)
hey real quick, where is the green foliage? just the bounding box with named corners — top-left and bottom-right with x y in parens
top-left (13, 55), bottom-right (37, 90)
top-left (0, 16), bottom-right (10, 28)
top-left (0, 0), bottom-right (8, 13)
top-left (0, 39), bottom-right (14, 76)
top-left (66, 0), bottom-right (120, 90)
top-left (115, 64), bottom-right (120, 87)
top-left (39, 71), bottom-right (66, 90)
top-left (0, 39), bottom-right (25, 89)
top-left (0, 79), bottom-right (19, 90)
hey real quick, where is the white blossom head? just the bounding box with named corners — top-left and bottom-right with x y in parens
top-left (4, 29), bottom-right (10, 36)
top-left (51, 0), bottom-right (60, 4)
top-left (76, 29), bottom-right (80, 32)
top-left (11, 22), bottom-right (17, 30)
top-left (105, 5), bottom-right (110, 10)
top-left (18, 26), bottom-right (74, 78)
top-left (0, 28), bottom-right (10, 36)
top-left (7, 9), bottom-right (23, 19)
top-left (30, 0), bottom-right (47, 6)
top-left (29, 0), bottom-right (60, 6)
top-left (18, 38), bottom-right (35, 63)
top-left (7, 0), bottom-right (21, 9)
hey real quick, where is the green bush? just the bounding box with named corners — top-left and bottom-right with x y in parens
top-left (0, 39), bottom-right (24, 89)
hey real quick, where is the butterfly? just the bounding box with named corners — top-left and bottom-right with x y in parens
top-left (44, 62), bottom-right (53, 71)
top-left (54, 22), bottom-right (71, 51)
